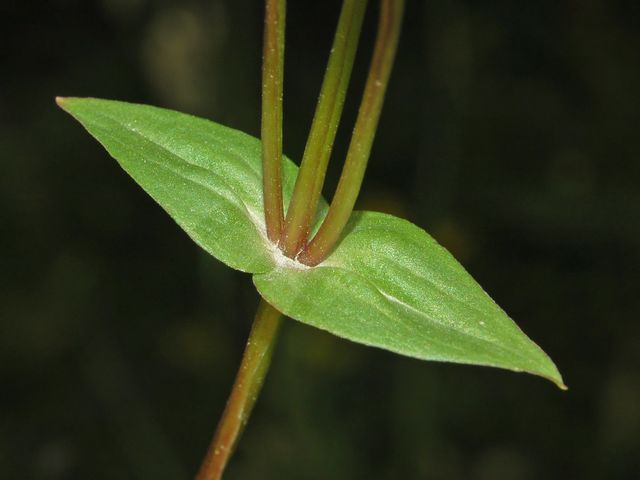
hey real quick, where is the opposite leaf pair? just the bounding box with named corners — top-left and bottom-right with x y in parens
top-left (58, 97), bottom-right (565, 389)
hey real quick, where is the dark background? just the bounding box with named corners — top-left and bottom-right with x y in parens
top-left (2, 0), bottom-right (639, 479)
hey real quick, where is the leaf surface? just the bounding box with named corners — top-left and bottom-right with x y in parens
top-left (57, 97), bottom-right (324, 273)
top-left (60, 98), bottom-right (563, 387)
top-left (254, 212), bottom-right (565, 388)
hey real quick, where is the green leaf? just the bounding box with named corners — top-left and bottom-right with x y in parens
top-left (254, 211), bottom-right (565, 388)
top-left (57, 97), bottom-right (325, 273)
top-left (60, 97), bottom-right (563, 388)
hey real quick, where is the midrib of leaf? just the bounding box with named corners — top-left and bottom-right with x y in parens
top-left (261, 260), bottom-right (552, 379)
top-left (359, 255), bottom-right (494, 327)
top-left (375, 286), bottom-right (531, 362)
top-left (315, 261), bottom-right (520, 358)
top-left (330, 248), bottom-right (492, 326)
top-left (334, 221), bottom-right (478, 296)
top-left (90, 108), bottom-right (270, 241)
top-left (343, 271), bottom-right (474, 358)
top-left (324, 223), bottom-right (493, 326)
top-left (122, 129), bottom-right (262, 226)
top-left (92, 106), bottom-right (331, 252)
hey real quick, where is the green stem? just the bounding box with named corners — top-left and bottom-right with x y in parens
top-left (299, 0), bottom-right (404, 266)
top-left (195, 299), bottom-right (283, 480)
top-left (279, 0), bottom-right (368, 258)
top-left (262, 0), bottom-right (286, 243)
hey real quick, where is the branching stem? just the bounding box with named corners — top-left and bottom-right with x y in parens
top-left (299, 0), bottom-right (404, 266)
top-left (279, 0), bottom-right (368, 257)
top-left (197, 2), bottom-right (405, 478)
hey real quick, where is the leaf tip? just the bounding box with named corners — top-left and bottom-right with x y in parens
top-left (540, 365), bottom-right (567, 391)
top-left (55, 96), bottom-right (81, 111)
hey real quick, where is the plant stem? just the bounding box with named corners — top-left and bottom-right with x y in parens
top-left (262, 0), bottom-right (286, 243)
top-left (279, 0), bottom-right (368, 258)
top-left (299, 0), bottom-right (404, 266)
top-left (195, 299), bottom-right (283, 480)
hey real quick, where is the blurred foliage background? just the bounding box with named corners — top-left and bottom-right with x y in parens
top-left (1, 0), bottom-right (639, 479)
